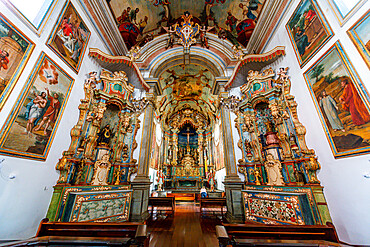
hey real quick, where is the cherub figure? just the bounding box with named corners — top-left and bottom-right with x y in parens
top-left (84, 71), bottom-right (97, 99)
top-left (277, 67), bottom-right (289, 82)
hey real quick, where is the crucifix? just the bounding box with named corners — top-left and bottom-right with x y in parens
top-left (184, 127), bottom-right (195, 154)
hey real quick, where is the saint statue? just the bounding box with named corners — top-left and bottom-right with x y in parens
top-left (264, 154), bottom-right (285, 186)
top-left (97, 124), bottom-right (112, 146)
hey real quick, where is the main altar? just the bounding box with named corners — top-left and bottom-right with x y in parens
top-left (159, 109), bottom-right (214, 191)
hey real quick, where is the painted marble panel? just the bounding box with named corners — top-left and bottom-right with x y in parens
top-left (243, 190), bottom-right (315, 225)
top-left (0, 52), bottom-right (74, 160)
top-left (71, 192), bottom-right (131, 222)
top-left (304, 41), bottom-right (370, 158)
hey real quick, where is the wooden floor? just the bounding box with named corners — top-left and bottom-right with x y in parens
top-left (147, 202), bottom-right (223, 247)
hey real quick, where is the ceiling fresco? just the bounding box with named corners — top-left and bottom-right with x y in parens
top-left (107, 0), bottom-right (265, 50)
top-left (155, 64), bottom-right (218, 122)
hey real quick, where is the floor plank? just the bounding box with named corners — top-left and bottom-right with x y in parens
top-left (147, 202), bottom-right (224, 247)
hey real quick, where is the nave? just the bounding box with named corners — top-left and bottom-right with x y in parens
top-left (148, 202), bottom-right (221, 247)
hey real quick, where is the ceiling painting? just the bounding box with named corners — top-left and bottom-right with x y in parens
top-left (156, 64), bottom-right (218, 123)
top-left (107, 0), bottom-right (265, 50)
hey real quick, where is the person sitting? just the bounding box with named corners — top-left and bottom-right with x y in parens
top-left (200, 187), bottom-right (207, 198)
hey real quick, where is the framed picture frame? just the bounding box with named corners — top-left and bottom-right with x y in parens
top-left (0, 52), bottom-right (74, 161)
top-left (303, 41), bottom-right (370, 158)
top-left (347, 9), bottom-right (370, 69)
top-left (286, 0), bottom-right (334, 68)
top-left (46, 0), bottom-right (91, 74)
top-left (2, 0), bottom-right (59, 36)
top-left (326, 0), bottom-right (367, 26)
top-left (0, 13), bottom-right (35, 111)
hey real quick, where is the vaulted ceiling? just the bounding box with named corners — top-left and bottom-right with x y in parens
top-left (85, 0), bottom-right (290, 123)
top-left (106, 0), bottom-right (265, 50)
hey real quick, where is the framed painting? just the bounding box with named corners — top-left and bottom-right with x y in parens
top-left (46, 0), bottom-right (90, 73)
top-left (2, 0), bottom-right (59, 35)
top-left (347, 9), bottom-right (370, 69)
top-left (303, 41), bottom-right (370, 158)
top-left (0, 52), bottom-right (74, 161)
top-left (0, 13), bottom-right (35, 111)
top-left (326, 0), bottom-right (367, 26)
top-left (286, 0), bottom-right (333, 68)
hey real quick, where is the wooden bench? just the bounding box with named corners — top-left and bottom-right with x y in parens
top-left (216, 222), bottom-right (341, 247)
top-left (199, 198), bottom-right (227, 216)
top-left (148, 197), bottom-right (175, 216)
top-left (2, 218), bottom-right (149, 247)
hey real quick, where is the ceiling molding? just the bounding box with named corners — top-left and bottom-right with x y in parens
top-left (246, 0), bottom-right (291, 54)
top-left (89, 48), bottom-right (150, 91)
top-left (225, 46), bottom-right (285, 89)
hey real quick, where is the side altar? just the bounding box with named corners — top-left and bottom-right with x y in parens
top-left (46, 70), bottom-right (148, 222)
top-left (228, 68), bottom-right (332, 225)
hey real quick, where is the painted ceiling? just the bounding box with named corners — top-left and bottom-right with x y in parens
top-left (107, 0), bottom-right (265, 49)
top-left (156, 64), bottom-right (218, 123)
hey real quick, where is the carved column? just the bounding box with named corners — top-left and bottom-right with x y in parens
top-left (220, 88), bottom-right (244, 223)
top-left (172, 129), bottom-right (179, 164)
top-left (197, 129), bottom-right (204, 166)
top-left (130, 92), bottom-right (154, 222)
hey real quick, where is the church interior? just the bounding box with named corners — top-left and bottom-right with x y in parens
top-left (0, 0), bottom-right (369, 246)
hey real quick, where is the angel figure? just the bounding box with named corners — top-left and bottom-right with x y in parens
top-left (163, 25), bottom-right (177, 49)
top-left (276, 67), bottom-right (289, 82)
top-left (199, 26), bottom-right (214, 49)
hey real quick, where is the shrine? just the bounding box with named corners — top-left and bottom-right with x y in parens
top-left (0, 0), bottom-right (369, 245)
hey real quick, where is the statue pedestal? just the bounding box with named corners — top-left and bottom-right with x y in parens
top-left (129, 175), bottom-right (151, 222)
top-left (223, 175), bottom-right (244, 223)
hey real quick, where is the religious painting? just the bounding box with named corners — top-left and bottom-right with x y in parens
top-left (3, 0), bottom-right (57, 35)
top-left (347, 9), bottom-right (370, 69)
top-left (327, 0), bottom-right (366, 25)
top-left (286, 0), bottom-right (333, 67)
top-left (46, 0), bottom-right (90, 73)
top-left (213, 116), bottom-right (225, 171)
top-left (303, 41), bottom-right (370, 158)
top-left (106, 0), bottom-right (265, 50)
top-left (0, 13), bottom-right (35, 111)
top-left (0, 52), bottom-right (74, 160)
top-left (149, 118), bottom-right (160, 170)
top-left (157, 64), bottom-right (217, 119)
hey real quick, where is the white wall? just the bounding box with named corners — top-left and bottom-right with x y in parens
top-left (0, 0), bottom-right (108, 240)
top-left (215, 168), bottom-right (226, 191)
top-left (262, 0), bottom-right (370, 244)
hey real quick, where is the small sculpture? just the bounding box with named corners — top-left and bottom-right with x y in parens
top-left (84, 71), bottom-right (97, 100)
top-left (91, 154), bottom-right (112, 185)
top-left (114, 168), bottom-right (121, 185)
top-left (294, 166), bottom-right (305, 186)
top-left (253, 165), bottom-right (262, 185)
top-left (97, 124), bottom-right (112, 147)
top-left (264, 154), bottom-right (285, 186)
top-left (276, 67), bottom-right (289, 82)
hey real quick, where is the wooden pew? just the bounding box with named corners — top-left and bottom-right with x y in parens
top-left (216, 222), bottom-right (343, 247)
top-left (199, 198), bottom-right (227, 216)
top-left (2, 218), bottom-right (149, 247)
top-left (148, 197), bottom-right (175, 216)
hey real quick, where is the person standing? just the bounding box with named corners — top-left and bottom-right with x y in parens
top-left (34, 88), bottom-right (61, 135)
top-left (339, 79), bottom-right (370, 126)
top-left (319, 90), bottom-right (345, 132)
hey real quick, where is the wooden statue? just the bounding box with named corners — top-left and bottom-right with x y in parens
top-left (264, 154), bottom-right (285, 186)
